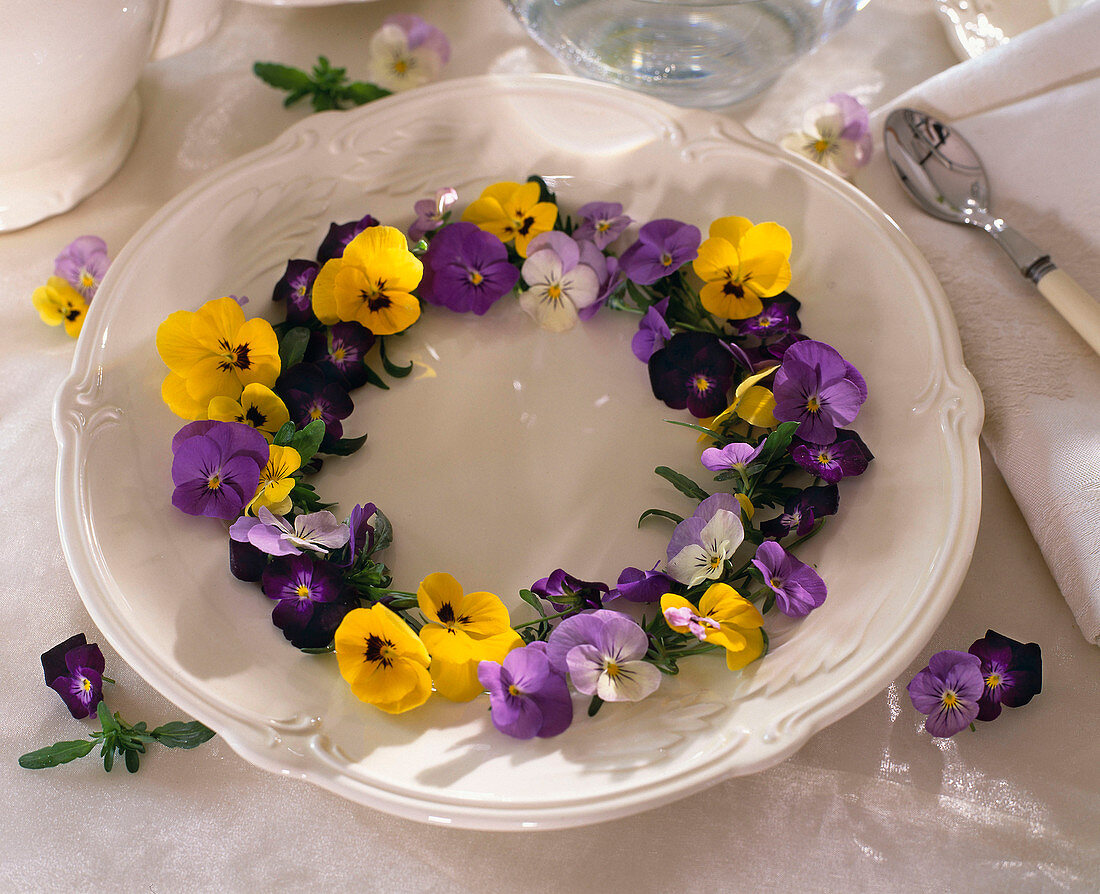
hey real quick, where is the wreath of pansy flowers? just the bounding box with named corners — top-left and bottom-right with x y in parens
top-left (156, 176), bottom-right (874, 740)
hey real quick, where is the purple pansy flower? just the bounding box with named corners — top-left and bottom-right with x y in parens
top-left (477, 642), bottom-right (573, 739)
top-left (41, 634), bottom-right (107, 719)
top-left (531, 569), bottom-right (609, 614)
top-left (341, 502), bottom-right (380, 568)
top-left (229, 538), bottom-right (268, 582)
top-left (171, 422), bottom-right (269, 520)
top-left (608, 563), bottom-right (677, 604)
top-left (760, 484), bottom-right (840, 540)
top-left (701, 440), bottom-right (765, 472)
top-left (278, 364), bottom-right (354, 448)
top-left (408, 187), bottom-right (458, 243)
top-left (772, 340), bottom-right (867, 444)
top-left (316, 213), bottom-right (380, 265)
top-left (419, 221), bottom-right (520, 315)
top-left (907, 650), bottom-right (985, 737)
top-left (272, 259), bottom-right (320, 325)
top-left (737, 296), bottom-right (802, 340)
top-left (745, 332), bottom-right (808, 368)
top-left (790, 429), bottom-right (874, 483)
top-left (631, 298), bottom-right (671, 362)
top-left (575, 240), bottom-right (623, 321)
top-left (665, 493), bottom-right (745, 587)
top-left (54, 235), bottom-right (110, 300)
top-left (261, 553), bottom-right (351, 649)
top-left (751, 541), bottom-right (827, 617)
top-left (546, 610), bottom-right (661, 702)
top-left (230, 507), bottom-right (349, 557)
top-left (304, 322), bottom-right (375, 389)
top-left (648, 331), bottom-right (735, 418)
top-left (573, 201), bottom-right (632, 250)
top-left (619, 219), bottom-right (700, 285)
top-left (968, 630), bottom-right (1042, 722)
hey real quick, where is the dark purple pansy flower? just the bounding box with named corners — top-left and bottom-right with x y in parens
top-left (631, 298), bottom-right (671, 363)
top-left (773, 340), bottom-right (867, 444)
top-left (278, 364), bottom-right (354, 448)
top-left (619, 218), bottom-right (701, 285)
top-left (531, 569), bottom-right (609, 614)
top-left (907, 650), bottom-right (985, 737)
top-left (608, 563), bottom-right (677, 603)
top-left (229, 537), bottom-right (268, 582)
top-left (419, 221), bottom-right (520, 315)
top-left (790, 429), bottom-right (874, 483)
top-left (261, 554), bottom-right (350, 649)
top-left (760, 484), bottom-right (839, 539)
top-left (341, 502), bottom-right (379, 568)
top-left (575, 240), bottom-right (623, 321)
top-left (316, 213), bottom-right (380, 264)
top-left (737, 295), bottom-right (802, 340)
top-left (304, 322), bottom-right (375, 389)
top-left (745, 332), bottom-right (808, 368)
top-left (751, 541), bottom-right (827, 617)
top-left (478, 642), bottom-right (573, 739)
top-left (648, 331), bottom-right (735, 418)
top-left (968, 630), bottom-right (1042, 722)
top-left (171, 422), bottom-right (269, 520)
top-left (272, 259), bottom-right (320, 325)
top-left (41, 634), bottom-right (106, 719)
top-left (573, 201), bottom-right (632, 250)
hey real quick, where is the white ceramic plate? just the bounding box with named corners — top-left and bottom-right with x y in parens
top-left (935, 0), bottom-right (1091, 60)
top-left (54, 74), bottom-right (983, 831)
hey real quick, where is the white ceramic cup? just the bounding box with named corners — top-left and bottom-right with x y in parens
top-left (0, 0), bottom-right (225, 232)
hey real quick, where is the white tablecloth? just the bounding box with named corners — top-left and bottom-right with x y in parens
top-left (2, 1), bottom-right (1098, 890)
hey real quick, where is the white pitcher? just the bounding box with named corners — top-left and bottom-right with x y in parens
top-left (0, 0), bottom-right (225, 232)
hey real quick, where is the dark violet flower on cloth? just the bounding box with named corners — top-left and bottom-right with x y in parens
top-left (305, 321), bottom-right (375, 389)
top-left (790, 429), bottom-right (874, 483)
top-left (907, 650), bottom-right (985, 737)
top-left (41, 634), bottom-right (107, 719)
top-left (772, 339), bottom-right (867, 444)
top-left (648, 331), bottom-right (735, 418)
top-left (573, 201), bottom-right (632, 250)
top-left (619, 218), bottom-right (701, 285)
top-left (278, 363), bottom-right (354, 447)
top-left (261, 553), bottom-right (351, 648)
top-left (968, 630), bottom-right (1042, 722)
top-left (54, 235), bottom-right (110, 300)
top-left (701, 440), bottom-right (765, 472)
top-left (546, 610), bottom-right (661, 702)
top-left (419, 221), bottom-right (520, 315)
top-left (665, 493), bottom-right (745, 587)
top-left (171, 421), bottom-right (269, 520)
top-left (759, 484), bottom-right (839, 539)
top-left (631, 298), bottom-right (671, 363)
top-left (408, 187), bottom-right (458, 243)
top-left (477, 642), bottom-right (573, 739)
top-left (751, 541), bottom-right (827, 617)
top-left (230, 507), bottom-right (350, 557)
top-left (530, 569), bottom-right (609, 614)
top-left (272, 259), bottom-right (320, 325)
top-left (608, 563), bottom-right (677, 604)
top-left (316, 213), bottom-right (380, 265)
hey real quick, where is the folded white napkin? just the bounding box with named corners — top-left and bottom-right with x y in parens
top-left (855, 4), bottom-right (1100, 643)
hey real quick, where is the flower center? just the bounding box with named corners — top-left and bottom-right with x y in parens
top-left (985, 672), bottom-right (1003, 690)
top-left (660, 251), bottom-right (673, 267)
top-left (245, 405), bottom-right (267, 429)
top-left (770, 577), bottom-right (784, 590)
top-left (604, 660), bottom-right (621, 678)
top-left (816, 450), bottom-right (832, 465)
top-left (547, 283), bottom-right (563, 301)
top-left (80, 271), bottom-right (95, 288)
top-left (596, 220), bottom-right (611, 232)
top-left (941, 689), bottom-right (960, 709)
top-left (517, 215), bottom-right (536, 236)
top-left (332, 347), bottom-right (347, 362)
top-left (507, 684), bottom-right (522, 697)
top-left (363, 291), bottom-right (392, 313)
top-left (468, 270), bottom-right (484, 286)
top-left (206, 473), bottom-right (222, 491)
top-left (309, 405), bottom-right (324, 421)
top-left (296, 584), bottom-right (312, 601)
top-left (64, 305), bottom-right (83, 321)
top-left (814, 138), bottom-right (831, 155)
top-left (217, 339), bottom-right (252, 372)
top-left (392, 58), bottom-right (409, 75)
top-left (81, 677), bottom-right (92, 692)
top-left (364, 634), bottom-right (396, 667)
top-left (805, 395), bottom-right (822, 413)
top-left (692, 374), bottom-right (713, 395)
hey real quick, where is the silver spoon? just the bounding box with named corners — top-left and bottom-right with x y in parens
top-left (884, 107), bottom-right (1100, 354)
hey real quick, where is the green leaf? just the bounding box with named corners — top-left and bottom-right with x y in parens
top-left (103, 744), bottom-right (115, 772)
top-left (637, 508), bottom-right (684, 527)
top-left (342, 81), bottom-right (391, 105)
top-left (363, 363), bottom-right (390, 390)
top-left (379, 337), bottom-right (413, 379)
top-left (370, 509), bottom-right (393, 554)
top-left (324, 433), bottom-right (368, 457)
top-left (299, 644), bottom-right (335, 654)
top-left (518, 588), bottom-right (548, 617)
top-left (253, 62), bottom-right (313, 92)
top-left (278, 326), bottom-right (311, 372)
top-left (18, 739), bottom-right (95, 769)
top-left (124, 748), bottom-right (140, 773)
top-left (755, 421), bottom-right (799, 467)
top-left (288, 419), bottom-right (326, 465)
top-left (97, 701), bottom-right (118, 735)
top-left (654, 466), bottom-right (711, 502)
top-left (587, 694), bottom-right (604, 717)
top-left (526, 174), bottom-right (557, 204)
top-left (151, 721), bottom-right (217, 750)
top-left (272, 421), bottom-right (296, 446)
top-left (664, 418), bottom-right (724, 440)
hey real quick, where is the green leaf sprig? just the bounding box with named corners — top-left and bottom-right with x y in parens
top-left (253, 56), bottom-right (391, 112)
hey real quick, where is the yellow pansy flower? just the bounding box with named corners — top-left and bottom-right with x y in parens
top-left (461, 181), bottom-right (558, 257)
top-left (310, 225), bottom-right (422, 335)
top-left (248, 444), bottom-right (301, 516)
top-left (692, 217), bottom-right (792, 320)
top-left (32, 276), bottom-right (89, 338)
top-left (699, 364), bottom-right (780, 442)
top-left (416, 572), bottom-right (523, 702)
top-left (208, 383), bottom-right (290, 443)
top-left (661, 583), bottom-right (765, 671)
top-left (334, 604), bottom-right (432, 714)
top-left (156, 296), bottom-right (281, 419)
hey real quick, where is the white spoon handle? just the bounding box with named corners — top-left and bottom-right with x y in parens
top-left (1035, 267), bottom-right (1100, 355)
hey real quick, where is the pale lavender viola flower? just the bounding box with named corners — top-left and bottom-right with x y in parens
top-left (619, 219), bottom-right (700, 285)
top-left (368, 14), bottom-right (450, 92)
top-left (907, 650), bottom-right (984, 737)
top-left (631, 298), bottom-right (671, 362)
top-left (519, 231), bottom-right (601, 331)
top-left (665, 493), bottom-right (745, 587)
top-left (546, 610), bottom-right (661, 703)
top-left (408, 187), bottom-right (458, 243)
top-left (751, 540), bottom-right (826, 617)
top-left (772, 339), bottom-right (867, 444)
top-left (701, 440), bottom-right (764, 472)
top-left (54, 235), bottom-right (110, 300)
top-left (573, 201), bottom-right (632, 250)
top-left (779, 92), bottom-right (872, 178)
top-left (230, 507), bottom-right (349, 557)
top-left (478, 642), bottom-right (573, 739)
